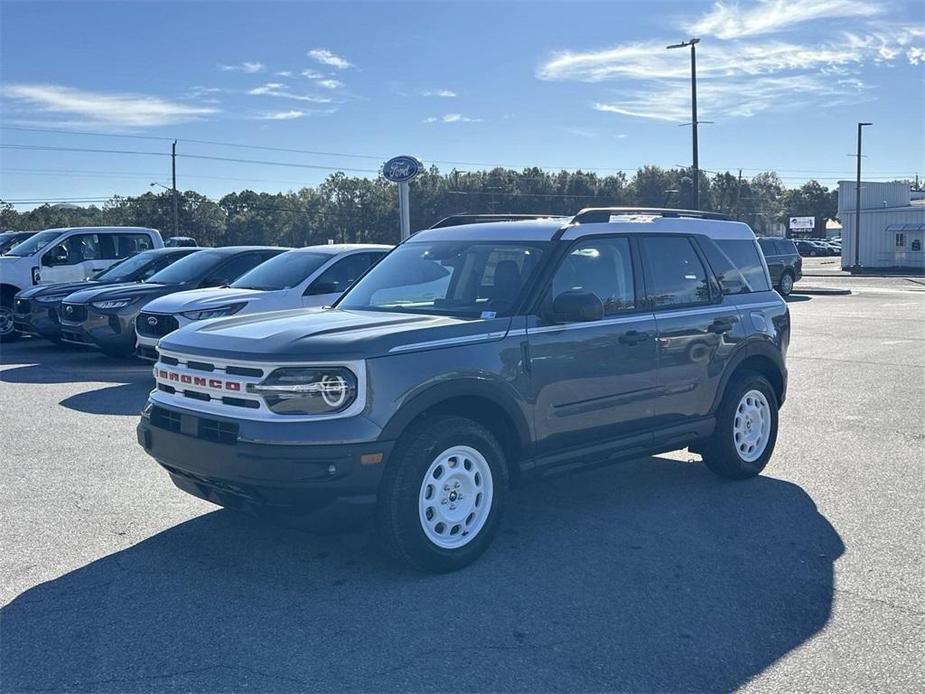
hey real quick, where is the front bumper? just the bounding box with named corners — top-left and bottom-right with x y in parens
top-left (13, 300), bottom-right (62, 340)
top-left (60, 307), bottom-right (138, 352)
top-left (137, 403), bottom-right (393, 524)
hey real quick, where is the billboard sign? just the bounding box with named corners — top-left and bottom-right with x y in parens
top-left (789, 216), bottom-right (815, 231)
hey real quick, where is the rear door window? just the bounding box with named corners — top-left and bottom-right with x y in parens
top-left (640, 236), bottom-right (712, 307)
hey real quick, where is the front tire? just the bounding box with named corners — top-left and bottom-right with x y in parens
top-left (377, 415), bottom-right (508, 572)
top-left (0, 294), bottom-right (21, 343)
top-left (701, 371), bottom-right (779, 480)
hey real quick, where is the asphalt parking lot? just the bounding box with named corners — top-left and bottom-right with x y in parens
top-left (1, 279), bottom-right (923, 692)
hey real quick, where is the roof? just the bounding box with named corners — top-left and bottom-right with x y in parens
top-left (202, 245), bottom-right (290, 254)
top-left (38, 226), bottom-right (160, 233)
top-left (411, 211), bottom-right (756, 243)
top-left (294, 243), bottom-right (392, 255)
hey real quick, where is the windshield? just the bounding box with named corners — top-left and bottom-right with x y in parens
top-left (6, 230), bottom-right (63, 257)
top-left (337, 241), bottom-right (548, 317)
top-left (232, 251), bottom-right (330, 291)
top-left (146, 249), bottom-right (224, 284)
top-left (95, 250), bottom-right (158, 282)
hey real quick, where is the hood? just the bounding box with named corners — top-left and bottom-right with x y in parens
top-left (159, 307), bottom-right (513, 362)
top-left (63, 282), bottom-right (187, 305)
top-left (141, 287), bottom-right (273, 314)
top-left (18, 280), bottom-right (102, 299)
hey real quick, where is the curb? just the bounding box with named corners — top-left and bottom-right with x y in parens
top-left (791, 287), bottom-right (852, 296)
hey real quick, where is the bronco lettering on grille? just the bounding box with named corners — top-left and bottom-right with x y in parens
top-left (157, 369), bottom-right (242, 391)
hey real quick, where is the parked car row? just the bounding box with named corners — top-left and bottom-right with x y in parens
top-left (1, 225), bottom-right (391, 357)
top-left (757, 237), bottom-right (802, 296)
top-left (793, 238), bottom-right (840, 257)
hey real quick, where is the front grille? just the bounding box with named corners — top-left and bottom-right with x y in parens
top-left (137, 345), bottom-right (159, 362)
top-left (150, 406), bottom-right (181, 433)
top-left (137, 312), bottom-right (179, 337)
top-left (148, 405), bottom-right (239, 445)
top-left (61, 303), bottom-right (87, 323)
top-left (198, 418), bottom-right (239, 445)
top-left (14, 299), bottom-right (30, 315)
top-left (152, 351), bottom-right (269, 414)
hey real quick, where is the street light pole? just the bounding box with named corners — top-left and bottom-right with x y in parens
top-left (171, 140), bottom-right (179, 236)
top-left (667, 38), bottom-right (701, 210)
top-left (854, 122), bottom-right (872, 271)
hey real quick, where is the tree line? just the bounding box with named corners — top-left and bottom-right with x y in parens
top-left (1, 166), bottom-right (841, 246)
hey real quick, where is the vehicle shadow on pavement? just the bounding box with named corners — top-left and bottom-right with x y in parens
top-left (0, 342), bottom-right (150, 386)
top-left (0, 456), bottom-right (843, 692)
top-left (58, 381), bottom-right (154, 416)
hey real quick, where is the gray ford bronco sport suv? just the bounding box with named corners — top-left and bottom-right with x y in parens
top-left (137, 208), bottom-right (789, 572)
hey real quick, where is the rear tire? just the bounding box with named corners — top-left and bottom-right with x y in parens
top-left (778, 271), bottom-right (794, 296)
top-left (0, 293), bottom-right (21, 343)
top-left (701, 371), bottom-right (779, 480)
top-left (377, 415), bottom-right (508, 572)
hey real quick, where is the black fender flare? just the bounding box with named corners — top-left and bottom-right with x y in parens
top-left (710, 339), bottom-right (786, 414)
top-left (378, 377), bottom-right (532, 451)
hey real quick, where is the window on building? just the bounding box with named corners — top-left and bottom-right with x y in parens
top-left (896, 233), bottom-right (905, 248)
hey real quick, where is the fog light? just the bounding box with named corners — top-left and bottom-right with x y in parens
top-left (327, 465), bottom-right (336, 476)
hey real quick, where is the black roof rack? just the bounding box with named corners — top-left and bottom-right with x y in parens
top-left (428, 213), bottom-right (568, 229)
top-left (570, 207), bottom-right (731, 224)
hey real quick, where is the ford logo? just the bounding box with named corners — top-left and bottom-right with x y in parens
top-left (382, 155), bottom-right (423, 183)
top-left (147, 316), bottom-right (158, 326)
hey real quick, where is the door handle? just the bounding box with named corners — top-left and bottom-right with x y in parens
top-left (708, 318), bottom-right (736, 334)
top-left (619, 330), bottom-right (650, 345)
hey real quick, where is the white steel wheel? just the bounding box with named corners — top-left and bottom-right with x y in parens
top-left (733, 389), bottom-right (772, 462)
top-left (418, 445), bottom-right (494, 549)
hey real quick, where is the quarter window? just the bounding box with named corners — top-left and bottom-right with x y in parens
top-left (547, 237), bottom-right (635, 316)
top-left (716, 239), bottom-right (772, 292)
top-left (640, 236), bottom-right (712, 307)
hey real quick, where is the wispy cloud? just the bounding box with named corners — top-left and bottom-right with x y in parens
top-left (247, 82), bottom-right (333, 103)
top-left (301, 69), bottom-right (324, 79)
top-left (537, 1), bottom-right (922, 122)
top-left (1, 83), bottom-right (218, 127)
top-left (423, 113), bottom-right (482, 124)
top-left (307, 49), bottom-right (352, 69)
top-left (689, 0), bottom-right (881, 39)
top-left (218, 61), bottom-right (264, 74)
top-left (275, 70), bottom-right (294, 78)
top-left (421, 89), bottom-right (458, 97)
top-left (254, 109), bottom-right (306, 120)
top-left (315, 79), bottom-right (343, 90)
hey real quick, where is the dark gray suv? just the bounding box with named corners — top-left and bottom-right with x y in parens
top-left (137, 209), bottom-right (790, 572)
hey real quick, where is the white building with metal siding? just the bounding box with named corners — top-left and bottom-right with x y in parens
top-left (838, 181), bottom-right (925, 271)
top-left (838, 181), bottom-right (925, 270)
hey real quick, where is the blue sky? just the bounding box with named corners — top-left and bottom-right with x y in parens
top-left (1, 0), bottom-right (923, 207)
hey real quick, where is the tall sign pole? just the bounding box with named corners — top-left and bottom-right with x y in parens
top-left (854, 122), bottom-right (872, 270)
top-left (667, 38), bottom-right (701, 210)
top-left (382, 155), bottom-right (423, 241)
top-left (171, 140), bottom-right (179, 236)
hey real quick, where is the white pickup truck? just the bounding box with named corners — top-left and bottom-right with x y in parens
top-left (0, 226), bottom-right (163, 341)
top-left (134, 244), bottom-right (390, 360)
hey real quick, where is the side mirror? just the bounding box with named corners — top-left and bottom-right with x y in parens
top-left (551, 290), bottom-right (604, 323)
top-left (306, 281), bottom-right (340, 296)
top-left (43, 246), bottom-right (68, 267)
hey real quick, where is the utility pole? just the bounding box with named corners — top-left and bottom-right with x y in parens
top-left (853, 122), bottom-right (872, 271)
top-left (667, 38), bottom-right (700, 210)
top-left (171, 140), bottom-right (179, 236)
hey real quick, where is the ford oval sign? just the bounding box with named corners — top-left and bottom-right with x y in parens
top-left (382, 156), bottom-right (423, 183)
